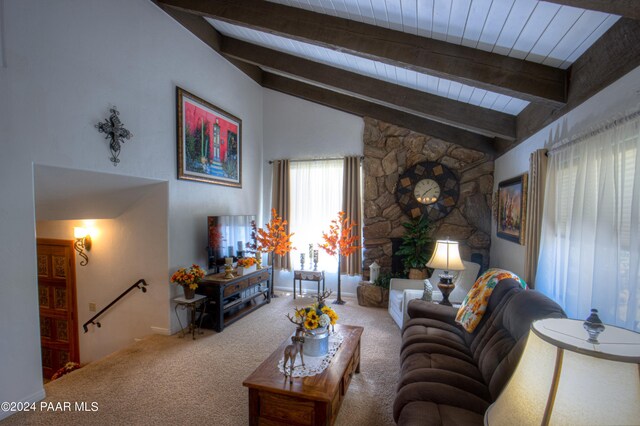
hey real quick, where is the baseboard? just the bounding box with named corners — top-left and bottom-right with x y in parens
top-left (150, 326), bottom-right (171, 335)
top-left (0, 388), bottom-right (46, 421)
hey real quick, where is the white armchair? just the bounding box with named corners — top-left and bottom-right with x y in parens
top-left (388, 278), bottom-right (442, 328)
top-left (387, 260), bottom-right (481, 328)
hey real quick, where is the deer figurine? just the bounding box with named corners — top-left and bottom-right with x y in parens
top-left (283, 313), bottom-right (306, 384)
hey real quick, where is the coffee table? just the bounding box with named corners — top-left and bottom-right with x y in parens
top-left (243, 324), bottom-right (363, 426)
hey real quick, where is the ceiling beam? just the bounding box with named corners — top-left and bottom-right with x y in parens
top-left (157, 0), bottom-right (567, 107)
top-left (222, 37), bottom-right (516, 140)
top-left (542, 1), bottom-right (640, 20)
top-left (153, 1), bottom-right (263, 84)
top-left (263, 73), bottom-right (496, 155)
top-left (507, 18), bottom-right (640, 155)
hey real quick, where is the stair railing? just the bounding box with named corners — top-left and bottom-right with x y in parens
top-left (83, 279), bottom-right (148, 333)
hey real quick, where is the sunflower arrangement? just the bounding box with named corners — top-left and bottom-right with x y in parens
top-left (294, 301), bottom-right (339, 331)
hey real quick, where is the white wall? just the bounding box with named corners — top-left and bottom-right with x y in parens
top-left (491, 65), bottom-right (640, 278)
top-left (262, 89), bottom-right (365, 295)
top-left (36, 182), bottom-right (169, 363)
top-left (0, 0), bottom-right (263, 417)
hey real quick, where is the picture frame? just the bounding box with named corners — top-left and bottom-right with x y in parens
top-left (176, 87), bottom-right (242, 187)
top-left (496, 173), bottom-right (528, 245)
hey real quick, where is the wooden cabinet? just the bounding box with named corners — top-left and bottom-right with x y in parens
top-left (197, 267), bottom-right (271, 332)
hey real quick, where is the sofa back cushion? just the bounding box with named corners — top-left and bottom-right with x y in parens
top-left (463, 278), bottom-right (524, 348)
top-left (473, 289), bottom-right (566, 399)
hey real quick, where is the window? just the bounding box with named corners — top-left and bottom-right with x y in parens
top-left (289, 159), bottom-right (344, 271)
top-left (537, 117), bottom-right (640, 331)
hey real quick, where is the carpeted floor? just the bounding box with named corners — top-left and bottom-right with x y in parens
top-left (3, 293), bottom-right (401, 425)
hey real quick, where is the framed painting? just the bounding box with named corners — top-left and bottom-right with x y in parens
top-left (497, 173), bottom-right (528, 244)
top-left (176, 87), bottom-right (242, 187)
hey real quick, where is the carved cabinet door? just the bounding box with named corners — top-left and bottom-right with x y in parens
top-left (37, 239), bottom-right (79, 379)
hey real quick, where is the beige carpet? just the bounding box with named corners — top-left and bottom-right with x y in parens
top-left (3, 293), bottom-right (401, 425)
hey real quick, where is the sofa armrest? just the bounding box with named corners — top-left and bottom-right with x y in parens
top-left (390, 278), bottom-right (425, 293)
top-left (407, 299), bottom-right (458, 326)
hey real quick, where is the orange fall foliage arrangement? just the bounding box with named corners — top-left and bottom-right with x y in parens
top-left (255, 208), bottom-right (295, 256)
top-left (320, 211), bottom-right (359, 257)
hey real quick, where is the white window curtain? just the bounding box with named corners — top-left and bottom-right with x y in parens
top-left (289, 159), bottom-right (344, 272)
top-left (536, 113), bottom-right (640, 331)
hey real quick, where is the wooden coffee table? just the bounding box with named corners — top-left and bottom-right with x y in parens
top-left (243, 324), bottom-right (363, 425)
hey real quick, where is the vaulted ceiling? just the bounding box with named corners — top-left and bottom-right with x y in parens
top-left (154, 0), bottom-right (640, 156)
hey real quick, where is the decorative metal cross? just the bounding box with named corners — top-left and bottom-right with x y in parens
top-left (95, 106), bottom-right (132, 166)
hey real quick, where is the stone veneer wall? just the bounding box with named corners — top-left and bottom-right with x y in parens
top-left (362, 117), bottom-right (494, 277)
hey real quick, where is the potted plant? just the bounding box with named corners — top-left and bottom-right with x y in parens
top-left (171, 264), bottom-right (206, 299)
top-left (395, 216), bottom-right (434, 279)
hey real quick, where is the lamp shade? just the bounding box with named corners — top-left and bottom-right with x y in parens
top-left (485, 318), bottom-right (640, 426)
top-left (426, 240), bottom-right (464, 271)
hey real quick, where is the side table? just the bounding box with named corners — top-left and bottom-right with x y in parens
top-left (292, 270), bottom-right (325, 300)
top-left (173, 294), bottom-right (207, 340)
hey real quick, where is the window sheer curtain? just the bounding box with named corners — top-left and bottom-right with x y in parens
top-left (290, 159), bottom-right (344, 271)
top-left (536, 114), bottom-right (640, 331)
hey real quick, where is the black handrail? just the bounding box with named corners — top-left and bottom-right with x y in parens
top-left (83, 279), bottom-right (148, 333)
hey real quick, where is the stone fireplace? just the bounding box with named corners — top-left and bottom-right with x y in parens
top-left (362, 118), bottom-right (493, 278)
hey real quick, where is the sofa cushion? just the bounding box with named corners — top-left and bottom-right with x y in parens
top-left (398, 368), bottom-right (491, 402)
top-left (396, 401), bottom-right (485, 426)
top-left (401, 350), bottom-right (483, 383)
top-left (401, 319), bottom-right (469, 357)
top-left (394, 382), bottom-right (490, 421)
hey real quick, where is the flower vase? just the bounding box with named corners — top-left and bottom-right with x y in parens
top-left (303, 327), bottom-right (329, 357)
top-left (237, 265), bottom-right (256, 276)
top-left (183, 286), bottom-right (195, 300)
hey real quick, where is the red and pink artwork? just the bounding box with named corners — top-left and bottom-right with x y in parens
top-left (177, 87), bottom-right (242, 187)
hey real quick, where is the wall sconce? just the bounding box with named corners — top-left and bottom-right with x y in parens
top-left (74, 227), bottom-right (92, 266)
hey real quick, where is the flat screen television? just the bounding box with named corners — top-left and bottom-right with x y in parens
top-left (207, 215), bottom-right (256, 269)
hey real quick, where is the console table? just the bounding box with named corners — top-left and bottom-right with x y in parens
top-left (292, 270), bottom-right (325, 300)
top-left (197, 267), bottom-right (271, 332)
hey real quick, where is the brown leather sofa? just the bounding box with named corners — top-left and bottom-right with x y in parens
top-left (393, 278), bottom-right (566, 425)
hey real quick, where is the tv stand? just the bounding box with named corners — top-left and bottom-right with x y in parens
top-left (197, 267), bottom-right (271, 332)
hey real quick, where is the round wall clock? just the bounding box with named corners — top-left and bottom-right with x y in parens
top-left (396, 161), bottom-right (460, 221)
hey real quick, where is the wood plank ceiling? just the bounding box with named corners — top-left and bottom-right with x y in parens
top-left (154, 0), bottom-right (640, 156)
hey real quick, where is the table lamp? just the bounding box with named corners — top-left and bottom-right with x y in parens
top-left (484, 317), bottom-right (640, 426)
top-left (426, 239), bottom-right (465, 306)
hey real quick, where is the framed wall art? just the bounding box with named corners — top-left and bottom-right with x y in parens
top-left (496, 173), bottom-right (528, 245)
top-left (176, 87), bottom-right (242, 187)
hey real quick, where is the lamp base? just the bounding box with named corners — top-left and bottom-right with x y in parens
top-left (437, 276), bottom-right (455, 306)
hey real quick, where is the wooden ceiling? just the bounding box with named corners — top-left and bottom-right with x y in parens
top-left (154, 0), bottom-right (640, 156)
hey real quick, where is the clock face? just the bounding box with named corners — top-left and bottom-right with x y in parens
top-left (396, 161), bottom-right (460, 221)
top-left (414, 179), bottom-right (441, 205)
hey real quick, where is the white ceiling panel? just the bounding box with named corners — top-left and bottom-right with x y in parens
top-left (267, 0), bottom-right (619, 69)
top-left (209, 18), bottom-right (529, 115)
